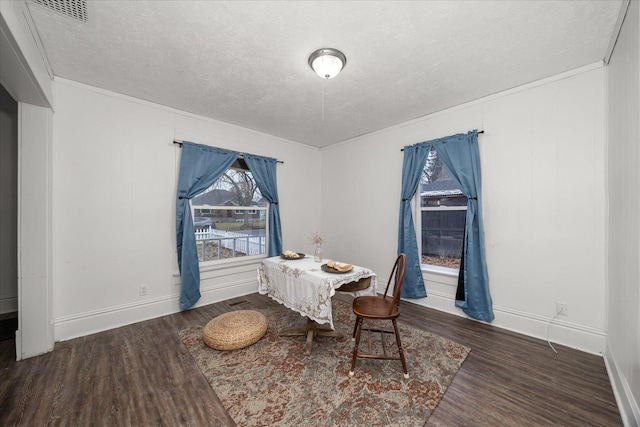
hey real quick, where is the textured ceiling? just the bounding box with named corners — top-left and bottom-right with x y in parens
top-left (26, 0), bottom-right (623, 147)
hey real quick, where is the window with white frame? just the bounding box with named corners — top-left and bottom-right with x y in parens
top-left (190, 158), bottom-right (268, 263)
top-left (416, 147), bottom-right (467, 271)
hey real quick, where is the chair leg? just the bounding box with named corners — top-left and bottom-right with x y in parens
top-left (392, 319), bottom-right (409, 378)
top-left (349, 317), bottom-right (363, 377)
top-left (351, 315), bottom-right (358, 340)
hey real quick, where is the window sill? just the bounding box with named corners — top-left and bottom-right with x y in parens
top-left (199, 255), bottom-right (266, 273)
top-left (421, 264), bottom-right (459, 278)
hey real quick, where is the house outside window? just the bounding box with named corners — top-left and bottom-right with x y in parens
top-left (416, 148), bottom-right (467, 271)
top-left (191, 158), bottom-right (268, 263)
top-left (235, 209), bottom-right (257, 215)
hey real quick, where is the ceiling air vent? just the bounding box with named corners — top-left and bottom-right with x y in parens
top-left (31, 0), bottom-right (88, 23)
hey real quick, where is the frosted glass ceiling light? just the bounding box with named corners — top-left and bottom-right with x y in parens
top-left (308, 48), bottom-right (347, 79)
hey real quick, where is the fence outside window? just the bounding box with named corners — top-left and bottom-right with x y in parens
top-left (194, 229), bottom-right (266, 262)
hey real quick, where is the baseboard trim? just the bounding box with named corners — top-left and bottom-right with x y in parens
top-left (604, 343), bottom-right (640, 427)
top-left (54, 279), bottom-right (257, 341)
top-left (410, 289), bottom-right (606, 355)
top-left (0, 294), bottom-right (18, 314)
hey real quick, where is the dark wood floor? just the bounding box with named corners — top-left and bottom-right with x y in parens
top-left (0, 293), bottom-right (622, 426)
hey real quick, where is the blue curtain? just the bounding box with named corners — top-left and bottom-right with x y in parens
top-left (243, 154), bottom-right (282, 257)
top-left (398, 143), bottom-right (431, 298)
top-left (176, 142), bottom-right (238, 310)
top-left (431, 130), bottom-right (494, 322)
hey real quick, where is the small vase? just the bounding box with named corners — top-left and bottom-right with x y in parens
top-left (314, 244), bottom-right (322, 262)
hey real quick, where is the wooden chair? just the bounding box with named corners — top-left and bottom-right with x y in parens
top-left (349, 253), bottom-right (409, 378)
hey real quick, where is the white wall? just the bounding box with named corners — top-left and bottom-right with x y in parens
top-left (322, 64), bottom-right (607, 354)
top-left (52, 79), bottom-right (321, 340)
top-left (606, 0), bottom-right (640, 424)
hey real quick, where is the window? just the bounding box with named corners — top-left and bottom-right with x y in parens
top-left (191, 158), bottom-right (268, 263)
top-left (416, 148), bottom-right (467, 270)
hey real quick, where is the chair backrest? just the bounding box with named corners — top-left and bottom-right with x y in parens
top-left (382, 253), bottom-right (407, 314)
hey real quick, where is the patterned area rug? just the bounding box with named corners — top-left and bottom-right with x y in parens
top-left (179, 299), bottom-right (470, 427)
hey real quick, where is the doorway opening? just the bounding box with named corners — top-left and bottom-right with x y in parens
top-left (0, 83), bottom-right (19, 350)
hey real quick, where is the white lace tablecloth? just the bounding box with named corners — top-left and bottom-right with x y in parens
top-left (258, 255), bottom-right (377, 329)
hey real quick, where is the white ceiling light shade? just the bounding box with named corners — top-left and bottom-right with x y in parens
top-left (308, 48), bottom-right (347, 79)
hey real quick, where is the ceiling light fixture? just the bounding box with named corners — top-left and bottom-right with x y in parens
top-left (308, 48), bottom-right (347, 79)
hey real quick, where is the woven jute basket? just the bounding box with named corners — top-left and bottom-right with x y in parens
top-left (203, 310), bottom-right (267, 351)
top-left (335, 277), bottom-right (371, 293)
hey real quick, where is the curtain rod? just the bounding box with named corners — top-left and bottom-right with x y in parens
top-left (173, 140), bottom-right (283, 164)
top-left (400, 130), bottom-right (484, 152)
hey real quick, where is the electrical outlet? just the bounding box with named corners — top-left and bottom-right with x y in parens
top-left (172, 273), bottom-right (181, 286)
top-left (139, 284), bottom-right (149, 296)
top-left (556, 301), bottom-right (568, 316)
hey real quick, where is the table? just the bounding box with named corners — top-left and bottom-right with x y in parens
top-left (258, 255), bottom-right (377, 354)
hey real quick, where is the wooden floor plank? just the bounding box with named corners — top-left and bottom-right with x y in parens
top-left (0, 293), bottom-right (622, 426)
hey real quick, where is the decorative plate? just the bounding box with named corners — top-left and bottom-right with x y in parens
top-left (280, 252), bottom-right (305, 260)
top-left (321, 263), bottom-right (353, 274)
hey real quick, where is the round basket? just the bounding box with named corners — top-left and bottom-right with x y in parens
top-left (203, 310), bottom-right (267, 351)
top-left (335, 277), bottom-right (371, 293)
